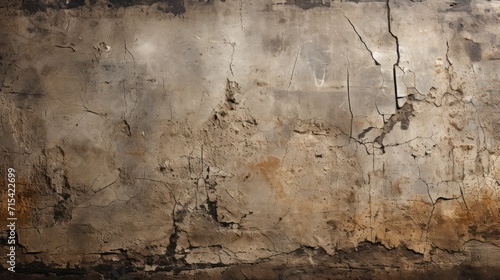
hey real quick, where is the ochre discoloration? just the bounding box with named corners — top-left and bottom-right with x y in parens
top-left (251, 156), bottom-right (287, 199)
top-left (0, 177), bottom-right (33, 227)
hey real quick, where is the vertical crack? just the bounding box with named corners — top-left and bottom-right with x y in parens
top-left (124, 39), bottom-right (135, 61)
top-left (386, 0), bottom-right (401, 108)
top-left (445, 40), bottom-right (457, 93)
top-left (166, 201), bottom-right (180, 259)
top-left (162, 77), bottom-right (173, 118)
top-left (459, 182), bottom-right (475, 222)
top-left (122, 80), bottom-right (128, 117)
top-left (386, 0), bottom-right (400, 65)
top-left (445, 40), bottom-right (453, 67)
top-left (347, 69), bottom-right (354, 142)
top-left (239, 0), bottom-right (244, 31)
top-left (416, 165), bottom-right (435, 248)
top-left (227, 40), bottom-right (236, 76)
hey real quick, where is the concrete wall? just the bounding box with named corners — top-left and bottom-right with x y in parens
top-left (0, 0), bottom-right (499, 278)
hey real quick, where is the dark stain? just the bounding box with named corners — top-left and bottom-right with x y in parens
top-left (8, 261), bottom-right (86, 277)
top-left (187, 0), bottom-right (212, 5)
top-left (262, 34), bottom-right (288, 55)
top-left (156, 0), bottom-right (186, 17)
top-left (373, 96), bottom-right (415, 150)
top-left (446, 0), bottom-right (471, 12)
top-left (53, 194), bottom-right (72, 223)
top-left (22, 0), bottom-right (86, 14)
top-left (118, 119), bottom-right (132, 136)
top-left (355, 179), bottom-right (363, 188)
top-left (463, 39), bottom-right (482, 62)
top-left (62, 0), bottom-right (85, 8)
top-left (108, 0), bottom-right (153, 6)
top-left (285, 0), bottom-right (330, 9)
top-left (326, 220), bottom-right (338, 230)
top-left (34, 14), bottom-right (47, 23)
top-left (5, 243), bottom-right (500, 278)
top-left (21, 0), bottom-right (42, 13)
top-left (27, 26), bottom-right (50, 35)
top-left (347, 190), bottom-right (356, 203)
top-left (21, 0), bottom-right (186, 15)
top-left (166, 206), bottom-right (188, 258)
top-left (357, 126), bottom-right (374, 139)
top-left (494, 120), bottom-right (500, 140)
top-left (17, 67), bottom-right (44, 97)
top-left (206, 198), bottom-right (218, 221)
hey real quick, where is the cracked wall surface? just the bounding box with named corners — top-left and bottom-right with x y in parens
top-left (0, 0), bottom-right (499, 279)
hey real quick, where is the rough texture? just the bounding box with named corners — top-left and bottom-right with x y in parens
top-left (0, 0), bottom-right (499, 279)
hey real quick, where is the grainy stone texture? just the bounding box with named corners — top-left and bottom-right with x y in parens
top-left (0, 0), bottom-right (499, 279)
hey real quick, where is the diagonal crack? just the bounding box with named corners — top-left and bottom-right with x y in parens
top-left (287, 45), bottom-right (301, 91)
top-left (344, 16), bottom-right (380, 66)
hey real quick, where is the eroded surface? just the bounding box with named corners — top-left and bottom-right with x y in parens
top-left (0, 0), bottom-right (499, 278)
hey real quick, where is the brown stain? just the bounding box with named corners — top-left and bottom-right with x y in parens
top-left (250, 156), bottom-right (286, 199)
top-left (456, 144), bottom-right (474, 151)
top-left (462, 191), bottom-right (500, 240)
top-left (367, 191), bottom-right (500, 254)
top-left (125, 151), bottom-right (146, 157)
top-left (427, 199), bottom-right (470, 250)
top-left (0, 177), bottom-right (34, 228)
top-left (326, 220), bottom-right (338, 230)
top-left (390, 177), bottom-right (409, 196)
top-left (347, 191), bottom-right (356, 203)
top-left (401, 189), bottom-right (500, 252)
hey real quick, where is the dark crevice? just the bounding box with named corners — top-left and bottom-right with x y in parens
top-left (165, 229), bottom-right (179, 258)
top-left (205, 180), bottom-right (235, 228)
top-left (22, 0), bottom-right (86, 13)
top-left (346, 70), bottom-right (354, 141)
top-left (206, 198), bottom-right (218, 221)
top-left (121, 119), bottom-right (132, 136)
top-left (344, 16), bottom-right (381, 66)
top-left (386, 0), bottom-right (401, 109)
top-left (166, 206), bottom-right (187, 258)
top-left (373, 95), bottom-right (415, 152)
top-left (386, 0), bottom-right (400, 66)
top-left (53, 176), bottom-right (73, 223)
top-left (358, 126), bottom-right (374, 139)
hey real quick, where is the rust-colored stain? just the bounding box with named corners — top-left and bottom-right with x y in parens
top-left (125, 151), bottom-right (146, 157)
top-left (250, 156), bottom-right (286, 199)
top-left (0, 177), bottom-right (33, 228)
top-left (405, 189), bottom-right (500, 251)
